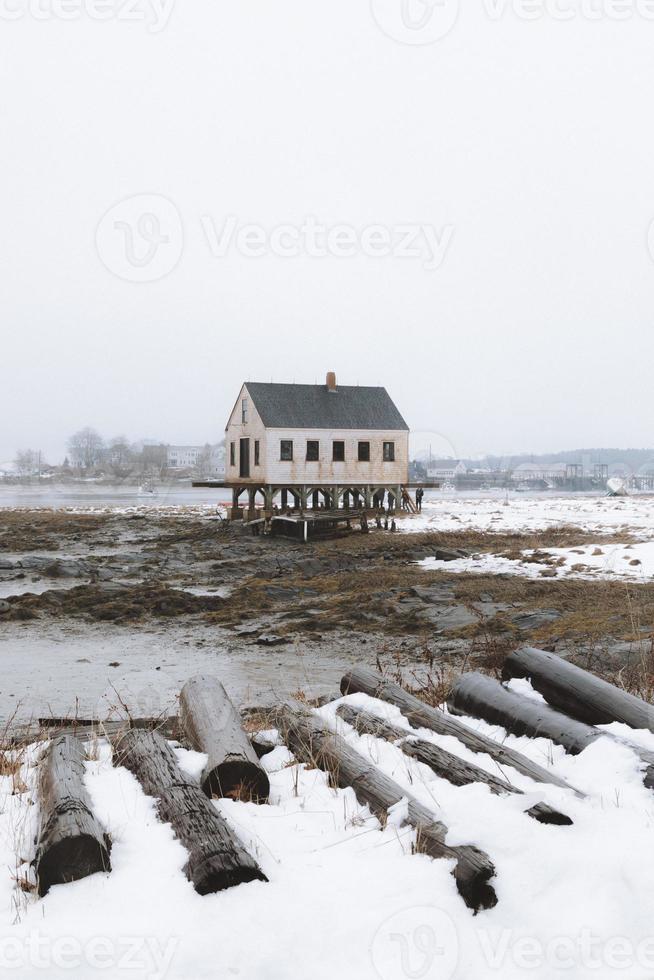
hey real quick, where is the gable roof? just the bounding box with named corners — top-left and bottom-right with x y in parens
top-left (244, 382), bottom-right (409, 431)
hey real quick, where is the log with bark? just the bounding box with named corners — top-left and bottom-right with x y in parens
top-left (180, 675), bottom-right (270, 802)
top-left (503, 647), bottom-right (654, 733)
top-left (340, 667), bottom-right (582, 796)
top-left (114, 729), bottom-right (267, 894)
top-left (35, 735), bottom-right (111, 896)
top-left (276, 702), bottom-right (498, 911)
top-left (336, 703), bottom-right (572, 826)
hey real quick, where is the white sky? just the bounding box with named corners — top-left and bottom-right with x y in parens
top-left (2, 0), bottom-right (654, 466)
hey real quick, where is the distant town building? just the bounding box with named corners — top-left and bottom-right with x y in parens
top-left (427, 459), bottom-right (467, 481)
top-left (167, 444), bottom-right (224, 475)
top-left (511, 462), bottom-right (568, 483)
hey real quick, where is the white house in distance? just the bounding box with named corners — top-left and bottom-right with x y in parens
top-left (427, 459), bottom-right (467, 482)
top-left (224, 373), bottom-right (409, 514)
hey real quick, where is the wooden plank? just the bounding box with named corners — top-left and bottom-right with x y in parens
top-left (340, 667), bottom-right (583, 796)
top-left (114, 729), bottom-right (267, 894)
top-left (277, 702), bottom-right (498, 911)
top-left (35, 735), bottom-right (111, 896)
top-left (179, 675), bottom-right (270, 801)
top-left (336, 703), bottom-right (572, 826)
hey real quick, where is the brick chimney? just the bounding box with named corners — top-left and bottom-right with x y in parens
top-left (326, 371), bottom-right (337, 391)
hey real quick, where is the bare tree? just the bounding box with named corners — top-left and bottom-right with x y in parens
top-left (14, 449), bottom-right (42, 476)
top-left (67, 428), bottom-right (105, 472)
top-left (106, 436), bottom-right (135, 477)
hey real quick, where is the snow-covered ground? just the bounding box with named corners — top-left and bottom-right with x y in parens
top-left (3, 690), bottom-right (654, 979)
top-left (419, 540), bottom-right (654, 583)
top-left (400, 492), bottom-right (654, 537)
top-left (399, 493), bottom-right (654, 582)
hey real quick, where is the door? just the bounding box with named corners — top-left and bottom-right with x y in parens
top-left (239, 438), bottom-right (250, 478)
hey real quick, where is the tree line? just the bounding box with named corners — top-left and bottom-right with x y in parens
top-left (12, 428), bottom-right (224, 479)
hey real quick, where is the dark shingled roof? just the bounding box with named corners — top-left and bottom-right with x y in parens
top-left (245, 382), bottom-right (409, 431)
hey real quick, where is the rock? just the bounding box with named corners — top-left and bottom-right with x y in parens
top-left (95, 568), bottom-right (114, 581)
top-left (511, 609), bottom-right (561, 630)
top-left (431, 548), bottom-right (470, 562)
top-left (423, 604), bottom-right (478, 631)
top-left (0, 600), bottom-right (10, 614)
top-left (409, 585), bottom-right (456, 603)
top-left (256, 634), bottom-right (289, 647)
top-left (265, 586), bottom-right (301, 600)
top-left (0, 559), bottom-right (16, 570)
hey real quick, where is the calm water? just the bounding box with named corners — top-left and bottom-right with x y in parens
top-left (0, 483), bottom-right (230, 509)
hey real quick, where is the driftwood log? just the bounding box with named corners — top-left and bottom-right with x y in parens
top-left (277, 702), bottom-right (498, 911)
top-left (180, 675), bottom-right (270, 801)
top-left (450, 672), bottom-right (654, 790)
top-left (336, 703), bottom-right (572, 826)
top-left (341, 667), bottom-right (582, 796)
top-left (503, 647), bottom-right (654, 733)
top-left (448, 672), bottom-right (599, 754)
top-left (114, 729), bottom-right (267, 894)
top-left (35, 735), bottom-right (111, 896)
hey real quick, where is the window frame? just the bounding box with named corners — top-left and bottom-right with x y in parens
top-left (280, 439), bottom-right (294, 462)
top-left (358, 441), bottom-right (371, 462)
top-left (383, 441), bottom-right (395, 462)
top-left (230, 442), bottom-right (235, 467)
top-left (254, 440), bottom-right (260, 466)
top-left (241, 398), bottom-right (248, 424)
top-left (306, 440), bottom-right (320, 462)
top-left (332, 440), bottom-right (345, 462)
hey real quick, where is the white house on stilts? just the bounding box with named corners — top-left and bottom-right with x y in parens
top-left (222, 373), bottom-right (409, 518)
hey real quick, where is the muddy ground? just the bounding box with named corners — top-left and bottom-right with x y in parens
top-left (0, 508), bottom-right (653, 722)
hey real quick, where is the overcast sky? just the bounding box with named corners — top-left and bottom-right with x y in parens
top-left (2, 0), bottom-right (654, 465)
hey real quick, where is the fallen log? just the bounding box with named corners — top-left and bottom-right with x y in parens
top-left (277, 702), bottom-right (497, 911)
top-left (114, 729), bottom-right (267, 894)
top-left (449, 672), bottom-right (654, 791)
top-left (340, 667), bottom-right (582, 796)
top-left (503, 647), bottom-right (654, 733)
top-left (35, 735), bottom-right (111, 896)
top-left (448, 672), bottom-right (599, 754)
top-left (336, 703), bottom-right (572, 826)
top-left (180, 675), bottom-right (270, 802)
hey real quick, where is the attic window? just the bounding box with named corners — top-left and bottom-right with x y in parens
top-left (241, 399), bottom-right (248, 424)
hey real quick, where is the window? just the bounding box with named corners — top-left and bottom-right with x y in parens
top-left (254, 440), bottom-right (260, 466)
top-left (306, 440), bottom-right (319, 462)
top-left (241, 399), bottom-right (248, 424)
top-left (230, 442), bottom-right (235, 467)
top-left (332, 441), bottom-right (345, 462)
top-left (358, 441), bottom-right (370, 462)
top-left (280, 440), bottom-right (293, 461)
top-left (383, 441), bottom-right (395, 462)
